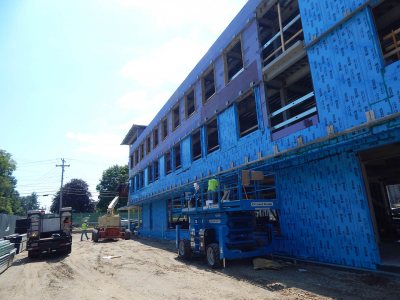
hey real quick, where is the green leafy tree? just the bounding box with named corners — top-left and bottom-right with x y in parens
top-left (50, 179), bottom-right (94, 213)
top-left (0, 150), bottom-right (18, 214)
top-left (20, 192), bottom-right (40, 214)
top-left (96, 165), bottom-right (128, 212)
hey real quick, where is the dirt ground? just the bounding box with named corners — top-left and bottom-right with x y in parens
top-left (0, 233), bottom-right (399, 300)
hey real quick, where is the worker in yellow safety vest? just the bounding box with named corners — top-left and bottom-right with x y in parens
top-left (207, 177), bottom-right (219, 204)
top-left (81, 221), bottom-right (89, 241)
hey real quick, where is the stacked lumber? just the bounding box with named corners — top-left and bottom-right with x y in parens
top-left (0, 239), bottom-right (16, 274)
top-left (3, 234), bottom-right (28, 254)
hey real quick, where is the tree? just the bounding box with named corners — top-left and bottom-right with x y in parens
top-left (50, 179), bottom-right (94, 213)
top-left (0, 149), bottom-right (18, 214)
top-left (20, 192), bottom-right (40, 214)
top-left (96, 165), bottom-right (128, 212)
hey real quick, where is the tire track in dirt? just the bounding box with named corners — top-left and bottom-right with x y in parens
top-left (2, 233), bottom-right (400, 300)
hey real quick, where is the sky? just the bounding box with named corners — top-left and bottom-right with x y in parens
top-left (0, 0), bottom-right (248, 210)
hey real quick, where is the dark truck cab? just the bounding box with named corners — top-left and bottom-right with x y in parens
top-left (27, 207), bottom-right (72, 258)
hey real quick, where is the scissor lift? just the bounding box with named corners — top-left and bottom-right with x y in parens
top-left (176, 168), bottom-right (280, 268)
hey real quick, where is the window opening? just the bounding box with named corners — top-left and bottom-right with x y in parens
top-left (147, 164), bottom-right (153, 184)
top-left (226, 40), bottom-right (244, 82)
top-left (202, 68), bottom-right (215, 102)
top-left (259, 175), bottom-right (276, 199)
top-left (153, 127), bottom-right (159, 148)
top-left (134, 150), bottom-right (139, 166)
top-left (174, 143), bottom-right (181, 170)
top-left (168, 197), bottom-right (188, 229)
top-left (373, 0), bottom-right (400, 65)
top-left (146, 136), bottom-right (151, 155)
top-left (386, 184), bottom-right (400, 217)
top-left (165, 151), bottom-right (171, 174)
top-left (162, 118), bottom-right (168, 140)
top-left (130, 155), bottom-right (134, 168)
top-left (154, 160), bottom-right (159, 181)
top-left (192, 129), bottom-right (202, 161)
top-left (206, 118), bottom-right (219, 154)
top-left (172, 104), bottom-right (180, 130)
top-left (256, 208), bottom-right (282, 237)
top-left (185, 89), bottom-right (196, 118)
top-left (237, 92), bottom-right (259, 137)
top-left (133, 175), bottom-right (137, 192)
top-left (257, 0), bottom-right (304, 67)
top-left (140, 144), bottom-right (144, 161)
top-left (138, 170), bottom-right (144, 189)
top-left (131, 177), bottom-right (135, 192)
top-left (266, 63), bottom-right (317, 134)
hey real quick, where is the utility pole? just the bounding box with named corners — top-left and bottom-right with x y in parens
top-left (56, 158), bottom-right (70, 214)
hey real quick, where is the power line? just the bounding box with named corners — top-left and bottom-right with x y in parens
top-left (16, 158), bottom-right (59, 166)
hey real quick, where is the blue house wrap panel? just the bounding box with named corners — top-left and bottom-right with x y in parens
top-left (275, 149), bottom-right (379, 269)
top-left (140, 199), bottom-right (167, 239)
top-left (181, 135), bottom-right (191, 169)
top-left (299, 0), bottom-right (367, 45)
top-left (218, 106), bottom-right (238, 151)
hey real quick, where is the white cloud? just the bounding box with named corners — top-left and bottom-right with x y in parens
top-left (120, 36), bottom-right (209, 87)
top-left (66, 131), bottom-right (126, 160)
top-left (117, 90), bottom-right (171, 124)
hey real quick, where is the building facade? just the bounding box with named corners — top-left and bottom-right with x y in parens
top-left (122, 0), bottom-right (400, 270)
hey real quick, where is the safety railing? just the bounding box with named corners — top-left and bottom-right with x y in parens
top-left (172, 168), bottom-right (277, 212)
top-left (270, 91), bottom-right (316, 131)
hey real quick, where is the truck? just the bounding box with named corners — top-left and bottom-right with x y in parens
top-left (176, 168), bottom-right (280, 268)
top-left (27, 207), bottom-right (72, 259)
top-left (92, 196), bottom-right (131, 242)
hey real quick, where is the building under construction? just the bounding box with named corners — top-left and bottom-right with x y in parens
top-left (122, 0), bottom-right (400, 271)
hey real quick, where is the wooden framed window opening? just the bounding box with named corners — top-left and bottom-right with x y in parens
top-left (206, 118), bottom-right (219, 154)
top-left (147, 164), bottom-right (153, 184)
top-left (162, 118), bottom-right (168, 140)
top-left (165, 151), bottom-right (171, 174)
top-left (225, 39), bottom-right (244, 82)
top-left (173, 143), bottom-right (181, 170)
top-left (257, 0), bottom-right (304, 67)
top-left (372, 0), bottom-right (400, 65)
top-left (134, 150), bottom-right (139, 166)
top-left (202, 67), bottom-right (216, 103)
top-left (172, 104), bottom-right (180, 131)
top-left (167, 198), bottom-right (188, 229)
top-left (237, 92), bottom-right (259, 137)
top-left (192, 129), bottom-right (202, 161)
top-left (138, 170), bottom-right (144, 189)
top-left (146, 136), bottom-right (151, 155)
top-left (154, 160), bottom-right (159, 181)
top-left (139, 144), bottom-right (144, 161)
top-left (185, 89), bottom-right (196, 118)
top-left (266, 58), bottom-right (316, 133)
top-left (153, 127), bottom-right (159, 148)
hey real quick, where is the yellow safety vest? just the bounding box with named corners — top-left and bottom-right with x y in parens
top-left (208, 178), bottom-right (219, 191)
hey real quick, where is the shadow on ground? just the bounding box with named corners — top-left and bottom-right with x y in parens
top-left (12, 251), bottom-right (69, 266)
top-left (132, 236), bottom-right (400, 300)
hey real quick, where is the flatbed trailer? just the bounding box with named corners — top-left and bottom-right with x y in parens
top-left (27, 207), bottom-right (72, 258)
